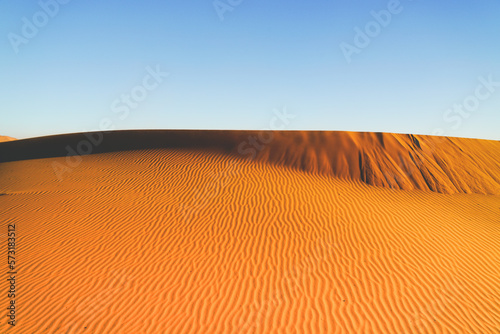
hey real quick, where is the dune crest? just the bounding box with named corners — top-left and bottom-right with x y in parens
top-left (0, 135), bottom-right (16, 142)
top-left (1, 130), bottom-right (499, 194)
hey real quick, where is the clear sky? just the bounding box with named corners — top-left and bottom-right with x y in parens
top-left (1, 0), bottom-right (499, 140)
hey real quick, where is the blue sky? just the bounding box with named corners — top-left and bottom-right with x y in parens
top-left (1, 0), bottom-right (499, 140)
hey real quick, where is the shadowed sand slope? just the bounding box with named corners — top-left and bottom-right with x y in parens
top-left (0, 143), bottom-right (499, 333)
top-left (1, 130), bottom-right (499, 194)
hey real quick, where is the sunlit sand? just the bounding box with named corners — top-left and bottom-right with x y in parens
top-left (1, 130), bottom-right (499, 333)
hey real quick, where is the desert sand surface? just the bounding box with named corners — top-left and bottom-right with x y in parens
top-left (0, 136), bottom-right (16, 143)
top-left (0, 130), bottom-right (499, 333)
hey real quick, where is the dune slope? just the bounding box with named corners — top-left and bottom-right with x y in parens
top-left (1, 130), bottom-right (499, 195)
top-left (0, 135), bottom-right (16, 143)
top-left (0, 131), bottom-right (499, 333)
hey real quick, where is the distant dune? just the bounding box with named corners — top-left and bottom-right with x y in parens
top-left (0, 130), bottom-right (499, 333)
top-left (0, 135), bottom-right (16, 142)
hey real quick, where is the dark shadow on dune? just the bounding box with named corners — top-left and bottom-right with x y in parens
top-left (0, 130), bottom-right (247, 163)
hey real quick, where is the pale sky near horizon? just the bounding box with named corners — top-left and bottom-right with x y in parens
top-left (1, 0), bottom-right (499, 140)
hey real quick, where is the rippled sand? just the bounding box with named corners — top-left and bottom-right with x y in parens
top-left (1, 131), bottom-right (499, 333)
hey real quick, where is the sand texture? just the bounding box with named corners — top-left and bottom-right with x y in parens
top-left (0, 130), bottom-right (499, 333)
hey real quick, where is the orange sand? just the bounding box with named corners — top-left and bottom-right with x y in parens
top-left (0, 131), bottom-right (499, 333)
top-left (0, 136), bottom-right (15, 143)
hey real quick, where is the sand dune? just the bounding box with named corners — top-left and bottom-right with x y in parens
top-left (0, 130), bottom-right (499, 333)
top-left (1, 130), bottom-right (499, 194)
top-left (0, 135), bottom-right (16, 143)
